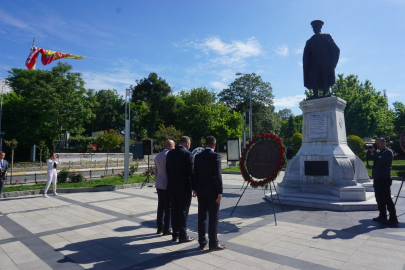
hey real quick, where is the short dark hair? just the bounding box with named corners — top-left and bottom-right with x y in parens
top-left (0, 151), bottom-right (4, 155)
top-left (179, 136), bottom-right (190, 144)
top-left (376, 137), bottom-right (386, 143)
top-left (49, 152), bottom-right (56, 158)
top-left (205, 136), bottom-right (216, 145)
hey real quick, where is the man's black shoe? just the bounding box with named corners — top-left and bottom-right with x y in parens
top-left (172, 236), bottom-right (178, 242)
top-left (372, 216), bottom-right (387, 222)
top-left (179, 236), bottom-right (194, 243)
top-left (383, 219), bottom-right (399, 226)
top-left (157, 229), bottom-right (163, 234)
top-left (199, 243), bottom-right (207, 250)
top-left (209, 244), bottom-right (227, 251)
top-left (163, 229), bottom-right (173, 236)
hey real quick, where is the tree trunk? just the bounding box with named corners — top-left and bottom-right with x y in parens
top-left (40, 150), bottom-right (42, 170)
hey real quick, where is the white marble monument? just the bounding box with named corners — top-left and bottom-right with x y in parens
top-left (266, 97), bottom-right (377, 211)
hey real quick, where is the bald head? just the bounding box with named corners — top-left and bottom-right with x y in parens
top-left (164, 140), bottom-right (175, 150)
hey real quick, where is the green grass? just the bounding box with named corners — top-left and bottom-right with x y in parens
top-left (2, 174), bottom-right (148, 193)
top-left (366, 169), bottom-right (405, 177)
top-left (364, 160), bottom-right (405, 166)
top-left (222, 166), bottom-right (241, 172)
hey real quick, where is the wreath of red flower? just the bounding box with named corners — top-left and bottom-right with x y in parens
top-left (239, 133), bottom-right (286, 188)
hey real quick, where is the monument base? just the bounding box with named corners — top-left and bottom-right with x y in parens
top-left (265, 192), bottom-right (378, 211)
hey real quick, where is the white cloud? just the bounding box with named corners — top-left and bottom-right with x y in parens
top-left (275, 45), bottom-right (289, 56)
top-left (298, 61), bottom-right (303, 66)
top-left (80, 68), bottom-right (142, 95)
top-left (189, 36), bottom-right (262, 67)
top-left (295, 49), bottom-right (303, 54)
top-left (210, 81), bottom-right (228, 90)
top-left (338, 57), bottom-right (348, 65)
top-left (274, 95), bottom-right (306, 107)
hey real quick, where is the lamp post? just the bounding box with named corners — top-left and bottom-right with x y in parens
top-left (0, 77), bottom-right (8, 151)
top-left (236, 73), bottom-right (253, 142)
top-left (124, 88), bottom-right (131, 182)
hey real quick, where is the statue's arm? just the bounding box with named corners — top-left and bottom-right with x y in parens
top-left (326, 34), bottom-right (340, 68)
top-left (303, 40), bottom-right (310, 68)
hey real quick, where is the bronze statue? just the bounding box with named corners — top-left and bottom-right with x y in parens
top-left (303, 20), bottom-right (340, 98)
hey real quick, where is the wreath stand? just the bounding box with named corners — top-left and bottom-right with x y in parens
top-left (140, 154), bottom-right (154, 189)
top-left (394, 176), bottom-right (405, 206)
top-left (230, 180), bottom-right (283, 225)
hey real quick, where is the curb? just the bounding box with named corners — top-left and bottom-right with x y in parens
top-left (0, 182), bottom-right (156, 199)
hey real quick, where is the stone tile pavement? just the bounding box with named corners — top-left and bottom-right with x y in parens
top-left (1, 174), bottom-right (405, 269)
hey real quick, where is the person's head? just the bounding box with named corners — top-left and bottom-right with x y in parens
top-left (164, 139), bottom-right (175, 150)
top-left (0, 151), bottom-right (5, 160)
top-left (205, 136), bottom-right (216, 150)
top-left (311, 20), bottom-right (324, 34)
top-left (49, 152), bottom-right (56, 159)
top-left (179, 136), bottom-right (191, 150)
top-left (375, 137), bottom-right (387, 150)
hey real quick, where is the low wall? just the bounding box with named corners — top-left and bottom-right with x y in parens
top-left (56, 153), bottom-right (132, 162)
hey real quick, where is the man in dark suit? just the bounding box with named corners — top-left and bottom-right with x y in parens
top-left (0, 151), bottom-right (9, 196)
top-left (166, 136), bottom-right (195, 243)
top-left (193, 136), bottom-right (226, 251)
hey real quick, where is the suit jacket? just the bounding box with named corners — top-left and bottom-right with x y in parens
top-left (154, 149), bottom-right (169, 190)
top-left (193, 149), bottom-right (223, 197)
top-left (166, 145), bottom-right (195, 193)
top-left (0, 159), bottom-right (8, 180)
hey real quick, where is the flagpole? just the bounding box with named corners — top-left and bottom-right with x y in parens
top-left (32, 37), bottom-right (36, 70)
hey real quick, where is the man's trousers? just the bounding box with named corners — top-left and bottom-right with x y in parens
top-left (198, 196), bottom-right (219, 248)
top-left (374, 179), bottom-right (397, 219)
top-left (156, 188), bottom-right (171, 231)
top-left (169, 191), bottom-right (192, 239)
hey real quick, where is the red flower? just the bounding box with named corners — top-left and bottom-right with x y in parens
top-left (258, 180), bottom-right (263, 184)
top-left (249, 141), bottom-right (252, 145)
top-left (256, 135), bottom-right (260, 139)
top-left (280, 150), bottom-right (285, 154)
top-left (270, 173), bottom-right (275, 178)
top-left (278, 165), bottom-right (282, 169)
top-left (278, 159), bottom-right (283, 164)
top-left (16, 180), bottom-right (18, 182)
top-left (274, 169), bottom-right (278, 173)
top-left (261, 133), bottom-right (265, 137)
top-left (270, 134), bottom-right (275, 138)
top-left (279, 146), bottom-right (284, 150)
top-left (275, 136), bottom-right (279, 140)
top-left (277, 141), bottom-right (282, 145)
top-left (279, 155), bottom-right (284, 159)
top-left (266, 134), bottom-right (270, 138)
top-left (253, 138), bottom-right (256, 142)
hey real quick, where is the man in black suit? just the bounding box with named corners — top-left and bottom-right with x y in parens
top-left (193, 136), bottom-right (226, 251)
top-left (0, 151), bottom-right (9, 196)
top-left (166, 136), bottom-right (195, 243)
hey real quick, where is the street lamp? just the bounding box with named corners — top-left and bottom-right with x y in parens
top-left (124, 88), bottom-right (131, 182)
top-left (236, 73), bottom-right (253, 142)
top-left (0, 77), bottom-right (8, 151)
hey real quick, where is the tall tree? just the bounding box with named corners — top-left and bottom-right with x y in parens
top-left (219, 73), bottom-right (280, 135)
top-left (393, 101), bottom-right (405, 135)
top-left (4, 62), bottom-right (97, 157)
top-left (90, 89), bottom-right (124, 133)
top-left (131, 72), bottom-right (172, 137)
top-left (278, 108), bottom-right (294, 121)
top-left (305, 74), bottom-right (394, 138)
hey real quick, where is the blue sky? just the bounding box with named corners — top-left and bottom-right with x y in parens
top-left (1, 0), bottom-right (404, 115)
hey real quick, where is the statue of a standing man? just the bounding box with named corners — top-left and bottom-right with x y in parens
top-left (303, 20), bottom-right (340, 98)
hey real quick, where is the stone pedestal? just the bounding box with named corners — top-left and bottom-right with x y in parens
top-left (267, 97), bottom-right (376, 211)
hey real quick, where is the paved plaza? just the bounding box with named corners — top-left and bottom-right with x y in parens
top-left (1, 174), bottom-right (405, 270)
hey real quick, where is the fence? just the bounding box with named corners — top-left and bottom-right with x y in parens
top-left (5, 167), bottom-right (147, 184)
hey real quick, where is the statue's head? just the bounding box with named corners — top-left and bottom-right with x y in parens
top-left (311, 20), bottom-right (324, 34)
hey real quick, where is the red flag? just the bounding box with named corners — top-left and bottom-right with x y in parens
top-left (25, 46), bottom-right (40, 70)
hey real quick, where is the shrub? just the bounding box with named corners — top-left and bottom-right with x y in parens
top-left (57, 168), bottom-right (70, 183)
top-left (69, 172), bottom-right (86, 183)
top-left (347, 135), bottom-right (367, 161)
top-left (291, 133), bottom-right (302, 154)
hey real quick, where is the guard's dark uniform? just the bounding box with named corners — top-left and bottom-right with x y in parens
top-left (370, 147), bottom-right (397, 220)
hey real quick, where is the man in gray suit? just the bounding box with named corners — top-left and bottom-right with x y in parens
top-left (154, 140), bottom-right (175, 235)
top-left (0, 151), bottom-right (9, 196)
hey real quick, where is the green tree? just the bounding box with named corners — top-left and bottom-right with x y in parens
top-left (95, 129), bottom-right (125, 172)
top-left (219, 73), bottom-right (280, 136)
top-left (305, 74), bottom-right (394, 138)
top-left (347, 135), bottom-right (367, 161)
top-left (278, 108), bottom-right (293, 121)
top-left (154, 124), bottom-right (183, 151)
top-left (5, 62), bottom-right (97, 154)
top-left (131, 73), bottom-right (172, 137)
top-left (291, 133), bottom-right (302, 154)
top-left (90, 89), bottom-right (124, 133)
top-left (36, 140), bottom-right (46, 170)
top-left (4, 139), bottom-right (17, 184)
top-left (393, 101), bottom-right (405, 136)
